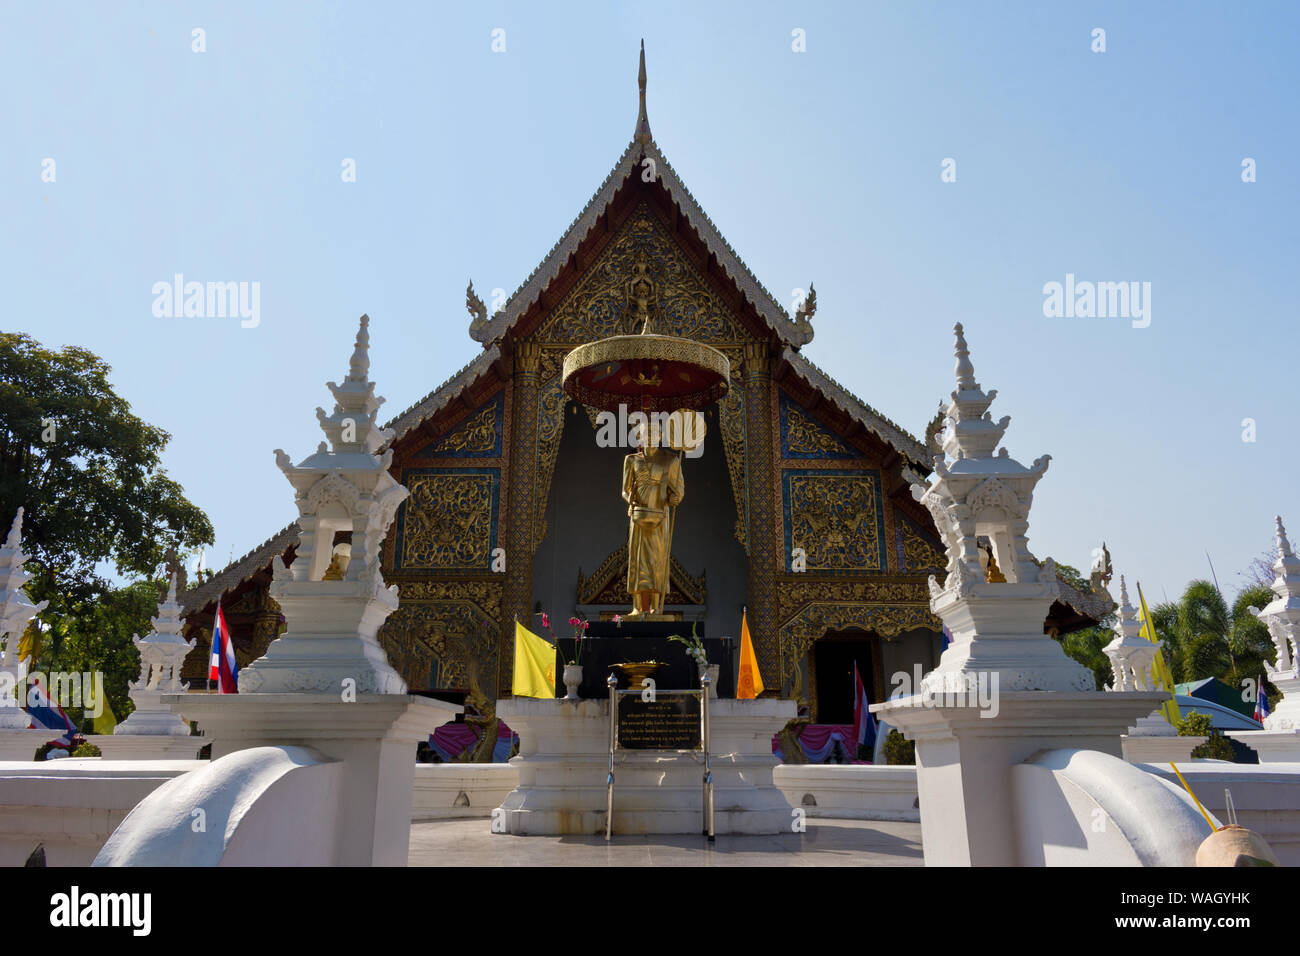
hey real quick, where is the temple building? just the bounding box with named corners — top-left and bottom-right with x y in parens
top-left (180, 46), bottom-right (1111, 732)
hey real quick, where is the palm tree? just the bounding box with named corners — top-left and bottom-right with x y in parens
top-left (1151, 580), bottom-right (1277, 691)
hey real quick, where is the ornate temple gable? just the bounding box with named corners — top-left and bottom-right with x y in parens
top-left (575, 545), bottom-right (706, 608)
top-left (534, 202), bottom-right (748, 346)
top-left (468, 124), bottom-right (810, 351)
top-left (527, 201), bottom-right (756, 548)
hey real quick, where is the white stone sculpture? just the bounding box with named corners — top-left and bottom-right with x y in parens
top-left (913, 323), bottom-right (1093, 693)
top-left (874, 325), bottom-right (1166, 866)
top-left (238, 314), bottom-right (410, 695)
top-left (1104, 576), bottom-right (1162, 694)
top-left (0, 508), bottom-right (49, 732)
top-left (1250, 517), bottom-right (1300, 733)
top-left (1105, 575), bottom-right (1202, 762)
top-left (115, 573), bottom-right (193, 736)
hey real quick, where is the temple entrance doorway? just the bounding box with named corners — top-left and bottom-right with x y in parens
top-left (812, 629), bottom-right (879, 724)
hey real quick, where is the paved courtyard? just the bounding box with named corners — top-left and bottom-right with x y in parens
top-left (409, 817), bottom-right (923, 866)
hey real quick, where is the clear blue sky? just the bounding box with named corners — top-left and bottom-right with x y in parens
top-left (3, 1), bottom-right (1297, 603)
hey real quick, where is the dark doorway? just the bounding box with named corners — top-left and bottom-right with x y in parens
top-left (813, 630), bottom-right (874, 724)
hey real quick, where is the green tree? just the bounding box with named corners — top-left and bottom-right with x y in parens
top-left (1146, 580), bottom-right (1276, 698)
top-left (39, 579), bottom-right (162, 727)
top-left (0, 332), bottom-right (213, 607)
top-left (1060, 619), bottom-right (1115, 691)
top-left (1176, 709), bottom-right (1236, 761)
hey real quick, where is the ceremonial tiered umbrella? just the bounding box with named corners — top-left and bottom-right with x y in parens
top-left (561, 332), bottom-right (730, 421)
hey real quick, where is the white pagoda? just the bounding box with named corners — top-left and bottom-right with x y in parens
top-left (1104, 575), bottom-right (1201, 763)
top-left (1228, 516), bottom-right (1300, 761)
top-left (0, 508), bottom-right (54, 757)
top-left (237, 313), bottom-right (411, 694)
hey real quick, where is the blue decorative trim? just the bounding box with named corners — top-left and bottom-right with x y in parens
top-left (415, 391), bottom-right (504, 459)
top-left (778, 391), bottom-right (858, 459)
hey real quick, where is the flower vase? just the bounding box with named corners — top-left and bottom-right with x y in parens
top-left (562, 663), bottom-right (584, 700)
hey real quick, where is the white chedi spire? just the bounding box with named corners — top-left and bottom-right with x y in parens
top-left (116, 572), bottom-right (193, 736)
top-left (941, 322), bottom-right (1009, 462)
top-left (1104, 576), bottom-right (1160, 692)
top-left (0, 508), bottom-right (49, 668)
top-left (244, 315), bottom-right (410, 695)
top-left (919, 324), bottom-right (1055, 595)
top-left (914, 324), bottom-right (1092, 693)
top-left (1252, 516), bottom-right (1300, 678)
top-left (0, 507), bottom-right (50, 730)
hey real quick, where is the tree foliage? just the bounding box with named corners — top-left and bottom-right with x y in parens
top-left (0, 332), bottom-right (213, 605)
top-left (39, 579), bottom-right (163, 726)
top-left (1060, 619), bottom-right (1115, 691)
top-left (1149, 580), bottom-right (1276, 689)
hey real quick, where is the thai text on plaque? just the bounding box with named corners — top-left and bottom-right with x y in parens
top-left (616, 692), bottom-right (702, 750)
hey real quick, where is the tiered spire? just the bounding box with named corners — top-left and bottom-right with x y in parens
top-left (310, 314), bottom-right (395, 457)
top-left (112, 572), bottom-right (194, 736)
top-left (915, 324), bottom-right (1090, 693)
top-left (0, 508), bottom-right (48, 668)
top-left (1104, 576), bottom-right (1160, 692)
top-left (634, 39), bottom-right (652, 145)
top-left (922, 324), bottom-right (1053, 593)
top-left (940, 323), bottom-right (1010, 462)
top-left (246, 315), bottom-right (410, 694)
top-left (274, 314), bottom-right (408, 585)
top-left (1255, 516), bottom-right (1300, 676)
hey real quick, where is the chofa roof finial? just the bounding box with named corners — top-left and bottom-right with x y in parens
top-left (635, 39), bottom-right (652, 144)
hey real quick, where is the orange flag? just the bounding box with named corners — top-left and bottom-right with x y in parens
top-left (736, 608), bottom-right (764, 699)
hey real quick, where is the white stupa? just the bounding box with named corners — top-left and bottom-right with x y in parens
top-left (117, 573), bottom-right (193, 735)
top-left (1228, 517), bottom-right (1300, 761)
top-left (1105, 575), bottom-right (1201, 762)
top-left (0, 508), bottom-right (48, 730)
top-left (914, 323), bottom-right (1093, 693)
top-left (238, 314), bottom-right (411, 694)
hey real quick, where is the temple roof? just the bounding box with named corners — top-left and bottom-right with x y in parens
top-left (180, 522), bottom-right (298, 617)
top-left (384, 43), bottom-right (928, 464)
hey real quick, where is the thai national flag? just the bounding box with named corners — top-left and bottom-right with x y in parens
top-left (1255, 678), bottom-right (1270, 723)
top-left (26, 676), bottom-right (76, 748)
top-left (941, 624), bottom-right (953, 651)
top-left (852, 662), bottom-right (877, 759)
top-left (209, 603), bottom-right (239, 693)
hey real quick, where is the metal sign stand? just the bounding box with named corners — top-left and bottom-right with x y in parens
top-left (605, 672), bottom-right (714, 842)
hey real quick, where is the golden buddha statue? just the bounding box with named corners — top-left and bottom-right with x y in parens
top-left (622, 428), bottom-right (684, 617)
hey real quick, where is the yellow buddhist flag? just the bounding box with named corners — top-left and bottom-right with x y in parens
top-left (17, 620), bottom-right (40, 664)
top-left (92, 696), bottom-right (117, 735)
top-left (736, 608), bottom-right (764, 699)
top-left (512, 621), bottom-right (557, 699)
top-left (1136, 582), bottom-right (1181, 725)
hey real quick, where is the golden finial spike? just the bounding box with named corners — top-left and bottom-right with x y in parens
top-left (635, 39), bottom-right (652, 144)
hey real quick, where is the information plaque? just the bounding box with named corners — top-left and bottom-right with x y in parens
top-left (616, 692), bottom-right (702, 750)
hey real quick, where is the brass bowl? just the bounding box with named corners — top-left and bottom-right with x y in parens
top-left (610, 661), bottom-right (664, 689)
